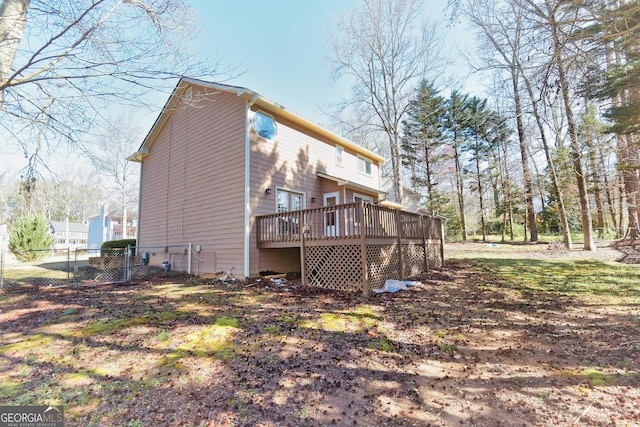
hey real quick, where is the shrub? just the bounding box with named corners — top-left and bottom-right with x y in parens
top-left (9, 215), bottom-right (56, 262)
top-left (101, 238), bottom-right (137, 256)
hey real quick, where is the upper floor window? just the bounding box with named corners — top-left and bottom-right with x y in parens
top-left (335, 145), bottom-right (344, 166)
top-left (357, 155), bottom-right (372, 176)
top-left (252, 111), bottom-right (277, 140)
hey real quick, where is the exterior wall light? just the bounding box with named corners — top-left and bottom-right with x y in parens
top-left (311, 197), bottom-right (317, 203)
top-left (265, 188), bottom-right (272, 195)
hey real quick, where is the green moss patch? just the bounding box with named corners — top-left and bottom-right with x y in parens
top-left (82, 311), bottom-right (180, 336)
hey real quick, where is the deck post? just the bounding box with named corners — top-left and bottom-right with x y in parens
top-left (359, 202), bottom-right (369, 297)
top-left (439, 217), bottom-right (445, 267)
top-left (395, 209), bottom-right (404, 280)
top-left (300, 213), bottom-right (307, 286)
top-left (422, 216), bottom-right (429, 270)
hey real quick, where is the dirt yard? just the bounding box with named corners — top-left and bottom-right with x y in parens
top-left (0, 241), bottom-right (639, 426)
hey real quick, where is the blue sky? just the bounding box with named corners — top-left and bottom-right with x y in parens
top-left (192, 0), bottom-right (357, 127)
top-left (1, 0), bottom-right (475, 177)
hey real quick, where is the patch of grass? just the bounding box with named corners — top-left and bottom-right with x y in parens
top-left (303, 307), bottom-right (378, 333)
top-left (276, 313), bottom-right (298, 324)
top-left (61, 308), bottom-right (79, 316)
top-left (582, 368), bottom-right (614, 387)
top-left (263, 325), bottom-right (279, 334)
top-left (551, 367), bottom-right (615, 387)
top-left (459, 257), bottom-right (640, 302)
top-left (367, 337), bottom-right (394, 352)
top-left (158, 318), bottom-right (240, 368)
top-left (157, 330), bottom-right (171, 341)
top-left (82, 310), bottom-right (180, 336)
top-left (214, 316), bottom-right (239, 328)
top-left (378, 338), bottom-right (393, 352)
top-left (437, 341), bottom-right (458, 353)
top-left (0, 382), bottom-right (24, 399)
top-left (0, 334), bottom-right (55, 353)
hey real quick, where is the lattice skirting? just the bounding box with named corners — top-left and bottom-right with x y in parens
top-left (425, 241), bottom-right (443, 268)
top-left (305, 245), bottom-right (363, 292)
top-left (402, 243), bottom-right (426, 278)
top-left (303, 241), bottom-right (442, 294)
top-left (366, 244), bottom-right (400, 292)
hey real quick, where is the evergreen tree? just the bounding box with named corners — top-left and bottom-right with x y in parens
top-left (8, 215), bottom-right (56, 262)
top-left (401, 80), bottom-right (447, 214)
top-left (442, 90), bottom-right (472, 240)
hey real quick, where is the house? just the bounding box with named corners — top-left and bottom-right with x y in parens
top-left (129, 78), bottom-right (443, 294)
top-left (0, 224), bottom-right (9, 252)
top-left (87, 206), bottom-right (137, 251)
top-left (49, 221), bottom-right (88, 250)
top-left (381, 177), bottom-right (427, 214)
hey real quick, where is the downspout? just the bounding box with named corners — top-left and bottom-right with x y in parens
top-left (244, 96), bottom-right (257, 279)
top-left (134, 159), bottom-right (143, 246)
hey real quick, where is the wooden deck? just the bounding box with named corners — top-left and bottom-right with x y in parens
top-left (256, 202), bottom-right (444, 294)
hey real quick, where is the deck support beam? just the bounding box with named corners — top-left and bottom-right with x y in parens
top-left (395, 209), bottom-right (404, 281)
top-left (358, 202), bottom-right (369, 297)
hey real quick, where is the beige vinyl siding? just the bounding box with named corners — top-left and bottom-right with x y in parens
top-left (248, 110), bottom-right (323, 273)
top-left (246, 108), bottom-right (381, 274)
top-left (138, 87), bottom-right (247, 274)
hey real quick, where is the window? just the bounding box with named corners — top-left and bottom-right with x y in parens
top-left (354, 195), bottom-right (373, 204)
top-left (354, 194), bottom-right (373, 224)
top-left (357, 156), bottom-right (372, 176)
top-left (276, 189), bottom-right (304, 213)
top-left (276, 189), bottom-right (304, 236)
top-left (335, 145), bottom-right (344, 166)
top-left (252, 111), bottom-right (277, 140)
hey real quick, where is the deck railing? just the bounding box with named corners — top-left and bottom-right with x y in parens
top-left (256, 202), bottom-right (442, 245)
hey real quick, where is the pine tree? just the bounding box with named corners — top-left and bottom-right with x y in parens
top-left (8, 215), bottom-right (56, 262)
top-left (401, 79), bottom-right (447, 214)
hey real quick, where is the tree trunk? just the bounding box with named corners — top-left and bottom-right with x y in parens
top-left (604, 21), bottom-right (640, 238)
top-left (618, 172), bottom-right (626, 237)
top-left (596, 136), bottom-right (618, 237)
top-left (520, 69), bottom-right (572, 248)
top-left (453, 144), bottom-right (467, 240)
top-left (588, 143), bottom-right (605, 238)
top-left (390, 133), bottom-right (403, 205)
top-left (619, 133), bottom-right (640, 237)
top-left (475, 136), bottom-right (486, 241)
top-left (424, 140), bottom-right (435, 214)
top-left (0, 0), bottom-right (29, 107)
top-left (511, 67), bottom-right (538, 242)
top-left (548, 3), bottom-right (594, 250)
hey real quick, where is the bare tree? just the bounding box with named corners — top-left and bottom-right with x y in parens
top-left (0, 0), bottom-right (224, 175)
top-left (88, 116), bottom-right (141, 239)
top-left (523, 0), bottom-right (595, 250)
top-left (462, 0), bottom-right (544, 242)
top-left (327, 0), bottom-right (443, 204)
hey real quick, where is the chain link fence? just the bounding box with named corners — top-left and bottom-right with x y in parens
top-left (0, 244), bottom-right (193, 292)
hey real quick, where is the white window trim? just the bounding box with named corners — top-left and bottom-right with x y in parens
top-left (357, 155), bottom-right (373, 176)
top-left (275, 187), bottom-right (306, 212)
top-left (353, 193), bottom-right (374, 204)
top-left (335, 145), bottom-right (344, 166)
top-left (252, 110), bottom-right (278, 140)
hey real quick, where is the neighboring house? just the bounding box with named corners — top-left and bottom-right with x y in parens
top-left (49, 221), bottom-right (88, 250)
top-left (381, 177), bottom-right (426, 214)
top-left (87, 207), bottom-right (137, 251)
top-left (0, 224), bottom-right (9, 252)
top-left (129, 78), bottom-right (443, 293)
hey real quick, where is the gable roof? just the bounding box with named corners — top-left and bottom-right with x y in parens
top-left (50, 222), bottom-right (88, 233)
top-left (128, 77), bottom-right (385, 163)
